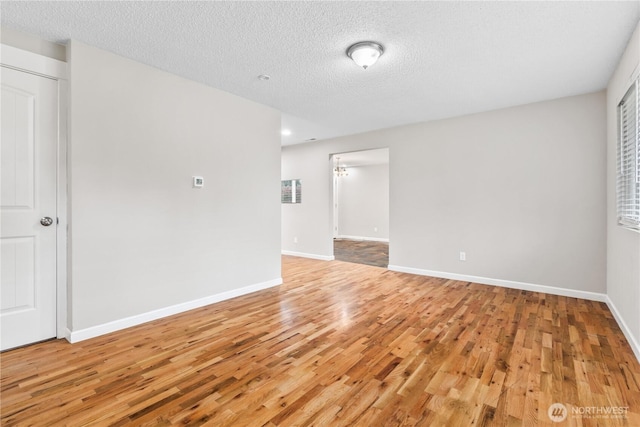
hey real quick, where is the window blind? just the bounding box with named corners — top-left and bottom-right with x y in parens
top-left (281, 179), bottom-right (302, 204)
top-left (617, 78), bottom-right (640, 230)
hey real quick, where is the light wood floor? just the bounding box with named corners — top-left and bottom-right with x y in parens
top-left (2, 256), bottom-right (640, 426)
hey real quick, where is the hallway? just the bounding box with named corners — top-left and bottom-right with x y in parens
top-left (333, 238), bottom-right (388, 268)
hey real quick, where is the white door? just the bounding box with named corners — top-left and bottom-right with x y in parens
top-left (1, 66), bottom-right (58, 351)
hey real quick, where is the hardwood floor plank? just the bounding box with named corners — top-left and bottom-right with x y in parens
top-left (2, 256), bottom-right (640, 426)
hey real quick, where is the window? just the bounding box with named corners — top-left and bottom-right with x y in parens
top-left (617, 78), bottom-right (640, 231)
top-left (281, 179), bottom-right (302, 204)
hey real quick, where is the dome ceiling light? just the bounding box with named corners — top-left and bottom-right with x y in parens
top-left (346, 41), bottom-right (384, 70)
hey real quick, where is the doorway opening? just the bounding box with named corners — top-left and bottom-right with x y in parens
top-left (331, 148), bottom-right (389, 268)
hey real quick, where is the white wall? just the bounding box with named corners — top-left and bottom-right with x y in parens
top-left (0, 27), bottom-right (66, 61)
top-left (606, 22), bottom-right (640, 356)
top-left (69, 41), bottom-right (281, 332)
top-left (337, 164), bottom-right (389, 240)
top-left (282, 91), bottom-right (606, 294)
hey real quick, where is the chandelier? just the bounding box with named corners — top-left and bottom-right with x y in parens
top-left (334, 157), bottom-right (349, 177)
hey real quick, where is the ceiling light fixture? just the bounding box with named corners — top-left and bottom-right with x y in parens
top-left (346, 41), bottom-right (384, 70)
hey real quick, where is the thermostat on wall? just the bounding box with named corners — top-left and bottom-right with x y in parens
top-left (192, 176), bottom-right (204, 188)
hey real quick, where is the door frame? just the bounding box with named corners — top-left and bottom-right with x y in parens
top-left (1, 44), bottom-right (68, 341)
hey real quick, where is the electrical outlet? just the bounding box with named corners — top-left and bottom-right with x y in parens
top-left (459, 251), bottom-right (466, 261)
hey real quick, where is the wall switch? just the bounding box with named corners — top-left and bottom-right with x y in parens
top-left (459, 251), bottom-right (466, 261)
top-left (374, 227), bottom-right (378, 232)
top-left (192, 176), bottom-right (204, 188)
top-left (294, 237), bottom-right (298, 244)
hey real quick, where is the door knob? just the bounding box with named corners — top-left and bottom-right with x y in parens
top-left (40, 217), bottom-right (54, 227)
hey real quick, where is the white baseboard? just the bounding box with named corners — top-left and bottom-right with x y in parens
top-left (281, 250), bottom-right (335, 261)
top-left (605, 297), bottom-right (640, 363)
top-left (335, 235), bottom-right (389, 243)
top-left (387, 265), bottom-right (608, 302)
top-left (67, 277), bottom-right (283, 343)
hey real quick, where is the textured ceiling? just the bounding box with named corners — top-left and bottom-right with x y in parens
top-left (2, 1), bottom-right (639, 145)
